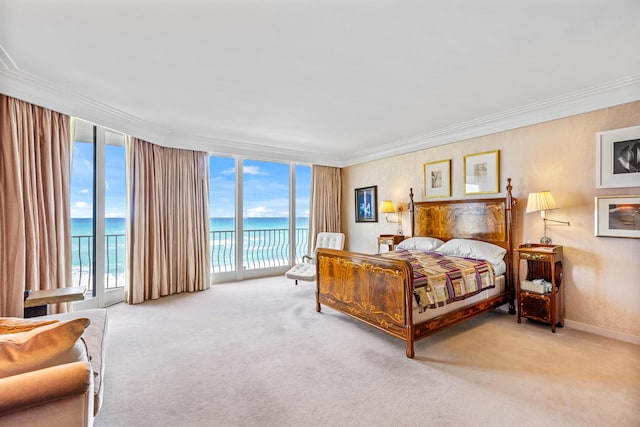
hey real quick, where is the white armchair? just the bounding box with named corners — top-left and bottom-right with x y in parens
top-left (285, 232), bottom-right (345, 285)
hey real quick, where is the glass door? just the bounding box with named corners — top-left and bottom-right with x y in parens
top-left (70, 119), bottom-right (126, 308)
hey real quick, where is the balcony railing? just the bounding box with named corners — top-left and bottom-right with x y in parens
top-left (71, 234), bottom-right (126, 293)
top-left (71, 227), bottom-right (309, 289)
top-left (211, 227), bottom-right (309, 272)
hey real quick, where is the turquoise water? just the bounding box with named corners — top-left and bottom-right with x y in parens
top-left (71, 217), bottom-right (309, 236)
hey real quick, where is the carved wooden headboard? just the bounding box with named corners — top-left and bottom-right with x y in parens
top-left (408, 178), bottom-right (517, 286)
top-left (409, 179), bottom-right (515, 246)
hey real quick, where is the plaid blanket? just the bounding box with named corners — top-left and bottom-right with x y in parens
top-left (380, 249), bottom-right (495, 312)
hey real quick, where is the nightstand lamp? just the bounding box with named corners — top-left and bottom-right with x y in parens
top-left (379, 200), bottom-right (403, 235)
top-left (526, 191), bottom-right (570, 244)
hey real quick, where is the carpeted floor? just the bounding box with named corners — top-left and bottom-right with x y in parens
top-left (95, 276), bottom-right (639, 427)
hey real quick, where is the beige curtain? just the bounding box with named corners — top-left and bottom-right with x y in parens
top-left (0, 94), bottom-right (71, 317)
top-left (126, 137), bottom-right (210, 304)
top-left (309, 165), bottom-right (341, 250)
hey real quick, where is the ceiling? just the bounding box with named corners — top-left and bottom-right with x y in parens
top-left (1, 1), bottom-right (639, 167)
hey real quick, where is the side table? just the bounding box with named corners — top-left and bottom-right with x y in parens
top-left (24, 286), bottom-right (87, 318)
top-left (378, 235), bottom-right (406, 252)
top-left (515, 244), bottom-right (564, 332)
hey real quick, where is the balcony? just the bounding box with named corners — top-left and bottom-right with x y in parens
top-left (71, 227), bottom-right (309, 291)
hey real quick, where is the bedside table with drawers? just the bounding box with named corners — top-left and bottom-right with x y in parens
top-left (377, 235), bottom-right (406, 252)
top-left (515, 244), bottom-right (564, 332)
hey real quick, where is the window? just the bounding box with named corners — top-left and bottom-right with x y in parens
top-left (70, 119), bottom-right (126, 307)
top-left (209, 155), bottom-right (310, 280)
top-left (209, 155), bottom-right (236, 272)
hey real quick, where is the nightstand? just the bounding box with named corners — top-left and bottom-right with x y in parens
top-left (515, 244), bottom-right (564, 332)
top-left (378, 235), bottom-right (406, 252)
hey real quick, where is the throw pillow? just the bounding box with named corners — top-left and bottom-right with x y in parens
top-left (0, 317), bottom-right (91, 378)
top-left (0, 317), bottom-right (59, 335)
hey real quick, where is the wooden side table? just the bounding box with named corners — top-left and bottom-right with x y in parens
top-left (378, 235), bottom-right (406, 252)
top-left (515, 244), bottom-right (564, 332)
top-left (24, 287), bottom-right (86, 318)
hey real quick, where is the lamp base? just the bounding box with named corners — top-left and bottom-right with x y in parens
top-left (540, 236), bottom-right (552, 245)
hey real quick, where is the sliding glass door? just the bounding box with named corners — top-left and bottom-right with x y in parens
top-left (70, 119), bottom-right (126, 307)
top-left (209, 155), bottom-right (310, 281)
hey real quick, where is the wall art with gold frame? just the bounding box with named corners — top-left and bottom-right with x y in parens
top-left (464, 150), bottom-right (499, 195)
top-left (423, 159), bottom-right (451, 198)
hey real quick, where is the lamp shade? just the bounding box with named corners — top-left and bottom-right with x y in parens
top-left (379, 200), bottom-right (395, 214)
top-left (526, 191), bottom-right (558, 213)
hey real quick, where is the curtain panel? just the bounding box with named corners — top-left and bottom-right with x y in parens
top-left (0, 94), bottom-right (71, 317)
top-left (309, 165), bottom-right (341, 250)
top-left (126, 137), bottom-right (210, 304)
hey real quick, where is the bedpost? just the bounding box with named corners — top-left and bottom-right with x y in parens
top-left (505, 178), bottom-right (517, 315)
top-left (409, 188), bottom-right (415, 237)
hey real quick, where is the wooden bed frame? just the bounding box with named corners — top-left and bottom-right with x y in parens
top-left (316, 179), bottom-right (517, 358)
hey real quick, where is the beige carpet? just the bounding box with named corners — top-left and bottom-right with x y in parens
top-left (95, 276), bottom-right (639, 427)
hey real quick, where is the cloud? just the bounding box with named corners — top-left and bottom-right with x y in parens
top-left (75, 201), bottom-right (90, 208)
top-left (245, 206), bottom-right (277, 217)
top-left (243, 166), bottom-right (265, 175)
top-left (79, 188), bottom-right (90, 194)
top-left (105, 180), bottom-right (111, 192)
top-left (221, 167), bottom-right (235, 175)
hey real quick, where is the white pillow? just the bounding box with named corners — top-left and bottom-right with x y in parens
top-left (396, 237), bottom-right (445, 251)
top-left (435, 238), bottom-right (506, 264)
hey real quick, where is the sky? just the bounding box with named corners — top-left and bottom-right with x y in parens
top-left (209, 156), bottom-right (311, 218)
top-left (70, 142), bottom-right (127, 219)
top-left (70, 142), bottom-right (310, 219)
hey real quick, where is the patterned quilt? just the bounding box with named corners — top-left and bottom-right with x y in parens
top-left (380, 249), bottom-right (495, 312)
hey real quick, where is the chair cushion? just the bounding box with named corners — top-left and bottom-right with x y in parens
top-left (285, 263), bottom-right (317, 281)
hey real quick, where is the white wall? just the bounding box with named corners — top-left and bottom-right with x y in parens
top-left (342, 101), bottom-right (640, 339)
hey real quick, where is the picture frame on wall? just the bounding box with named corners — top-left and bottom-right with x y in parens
top-left (355, 185), bottom-right (378, 222)
top-left (596, 125), bottom-right (640, 188)
top-left (423, 159), bottom-right (451, 198)
top-left (464, 150), bottom-right (499, 195)
top-left (594, 195), bottom-right (640, 238)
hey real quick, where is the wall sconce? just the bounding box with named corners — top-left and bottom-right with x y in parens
top-left (379, 200), bottom-right (403, 235)
top-left (526, 191), bottom-right (570, 244)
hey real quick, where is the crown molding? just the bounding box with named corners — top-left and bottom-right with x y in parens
top-left (0, 44), bottom-right (19, 71)
top-left (0, 68), bottom-right (171, 144)
top-left (1, 65), bottom-right (638, 168)
top-left (162, 132), bottom-right (333, 165)
top-left (340, 73), bottom-right (640, 167)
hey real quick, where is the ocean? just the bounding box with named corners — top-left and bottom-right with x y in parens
top-left (71, 217), bottom-right (309, 288)
top-left (71, 217), bottom-right (310, 235)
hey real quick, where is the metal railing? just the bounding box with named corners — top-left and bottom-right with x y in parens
top-left (211, 227), bottom-right (309, 272)
top-left (71, 234), bottom-right (125, 292)
top-left (72, 227), bottom-right (309, 289)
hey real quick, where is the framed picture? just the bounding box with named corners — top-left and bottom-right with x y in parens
top-left (423, 159), bottom-right (451, 198)
top-left (595, 195), bottom-right (640, 238)
top-left (464, 150), bottom-right (499, 195)
top-left (355, 185), bottom-right (378, 222)
top-left (596, 125), bottom-right (640, 188)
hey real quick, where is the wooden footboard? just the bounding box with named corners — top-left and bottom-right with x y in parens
top-left (316, 248), bottom-right (417, 358)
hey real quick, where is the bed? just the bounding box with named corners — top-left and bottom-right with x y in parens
top-left (315, 179), bottom-right (517, 358)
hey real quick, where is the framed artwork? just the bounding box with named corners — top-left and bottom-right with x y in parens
top-left (423, 159), bottom-right (451, 198)
top-left (464, 150), bottom-right (499, 195)
top-left (596, 125), bottom-right (640, 188)
top-left (595, 195), bottom-right (640, 238)
top-left (355, 185), bottom-right (378, 222)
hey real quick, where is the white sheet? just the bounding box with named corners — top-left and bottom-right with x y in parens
top-left (411, 275), bottom-right (506, 324)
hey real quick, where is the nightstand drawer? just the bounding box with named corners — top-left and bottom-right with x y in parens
top-left (519, 252), bottom-right (553, 261)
